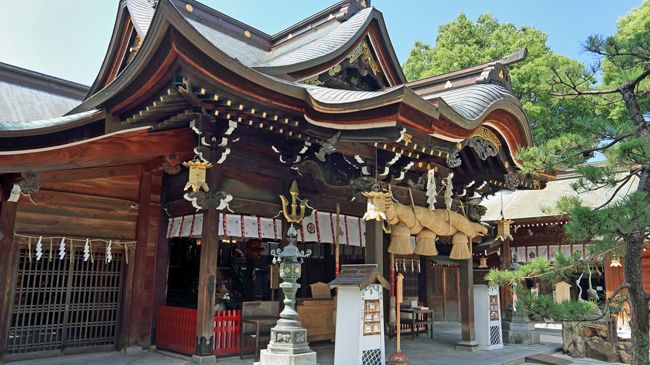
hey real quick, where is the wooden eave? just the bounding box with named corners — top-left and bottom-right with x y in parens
top-left (53, 0), bottom-right (532, 180)
top-left (86, 1), bottom-right (131, 97)
top-left (0, 127), bottom-right (195, 173)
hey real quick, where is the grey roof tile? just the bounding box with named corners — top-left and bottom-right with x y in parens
top-left (425, 84), bottom-right (519, 121)
top-left (482, 173), bottom-right (640, 221)
top-left (183, 6), bottom-right (374, 70)
top-left (126, 0), bottom-right (155, 37)
top-left (0, 109), bottom-right (100, 132)
top-left (0, 80), bottom-right (81, 125)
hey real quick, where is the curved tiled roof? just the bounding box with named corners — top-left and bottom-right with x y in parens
top-left (424, 84), bottom-right (519, 121)
top-left (185, 18), bottom-right (268, 67)
top-left (0, 109), bottom-right (101, 133)
top-left (0, 62), bottom-right (89, 130)
top-left (182, 6), bottom-right (376, 71)
top-left (306, 84), bottom-right (400, 104)
top-left (260, 7), bottom-right (374, 68)
top-left (482, 172), bottom-right (640, 221)
top-left (126, 0), bottom-right (156, 37)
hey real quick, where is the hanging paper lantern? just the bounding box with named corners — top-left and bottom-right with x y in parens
top-left (610, 256), bottom-right (622, 268)
top-left (361, 191), bottom-right (387, 222)
top-left (183, 159), bottom-right (213, 193)
top-left (495, 218), bottom-right (514, 241)
top-left (479, 257), bottom-right (488, 269)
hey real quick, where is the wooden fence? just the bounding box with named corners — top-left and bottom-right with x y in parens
top-left (156, 306), bottom-right (241, 356)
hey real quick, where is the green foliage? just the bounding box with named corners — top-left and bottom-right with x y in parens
top-left (402, 13), bottom-right (593, 144)
top-left (597, 1), bottom-right (650, 126)
top-left (516, 289), bottom-right (598, 322)
top-left (564, 192), bottom-right (650, 243)
top-left (514, 0), bottom-right (650, 257)
top-left (549, 300), bottom-right (599, 321)
top-left (486, 252), bottom-right (587, 289)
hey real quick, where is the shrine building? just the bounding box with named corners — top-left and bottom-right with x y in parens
top-left (0, 0), bottom-right (544, 362)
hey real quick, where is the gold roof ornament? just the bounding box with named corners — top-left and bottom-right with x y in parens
top-left (182, 159), bottom-right (213, 193)
top-left (610, 256), bottom-right (622, 268)
top-left (280, 180), bottom-right (308, 223)
top-left (479, 257), bottom-right (488, 269)
top-left (495, 218), bottom-right (514, 241)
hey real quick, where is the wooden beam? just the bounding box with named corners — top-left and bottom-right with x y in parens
top-left (39, 164), bottom-right (143, 184)
top-left (0, 129), bottom-right (195, 173)
top-left (0, 175), bottom-right (19, 363)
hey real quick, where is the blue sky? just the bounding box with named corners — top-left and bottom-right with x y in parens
top-left (0, 0), bottom-right (641, 86)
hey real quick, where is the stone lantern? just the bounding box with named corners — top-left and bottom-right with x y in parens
top-left (257, 224), bottom-right (318, 365)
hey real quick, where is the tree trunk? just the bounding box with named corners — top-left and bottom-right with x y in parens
top-left (620, 85), bottom-right (650, 365)
top-left (623, 231), bottom-right (649, 365)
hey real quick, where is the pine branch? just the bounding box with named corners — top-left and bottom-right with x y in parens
top-left (571, 133), bottom-right (633, 158)
top-left (594, 173), bottom-right (635, 210)
top-left (550, 65), bottom-right (650, 97)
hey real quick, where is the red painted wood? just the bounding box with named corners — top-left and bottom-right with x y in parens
top-left (156, 306), bottom-right (242, 356)
top-left (156, 306), bottom-right (197, 355)
top-left (213, 309), bottom-right (241, 355)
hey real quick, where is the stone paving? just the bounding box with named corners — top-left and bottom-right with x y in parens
top-left (10, 322), bottom-right (567, 365)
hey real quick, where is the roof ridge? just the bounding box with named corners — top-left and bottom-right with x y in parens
top-left (407, 48), bottom-right (527, 88)
top-left (0, 62), bottom-right (89, 100)
top-left (271, 1), bottom-right (348, 40)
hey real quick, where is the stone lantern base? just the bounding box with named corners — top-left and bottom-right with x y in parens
top-left (255, 326), bottom-right (318, 365)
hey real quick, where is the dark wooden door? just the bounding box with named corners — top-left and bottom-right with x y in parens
top-left (426, 265), bottom-right (460, 321)
top-left (6, 248), bottom-right (124, 360)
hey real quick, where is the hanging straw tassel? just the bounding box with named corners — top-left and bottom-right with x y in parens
top-left (387, 223), bottom-right (414, 255)
top-left (449, 233), bottom-right (471, 260)
top-left (70, 241), bottom-right (74, 263)
top-left (414, 229), bottom-right (438, 256)
top-left (124, 242), bottom-right (129, 264)
top-left (89, 240), bottom-right (94, 264)
top-left (49, 238), bottom-right (53, 262)
top-left (27, 237), bottom-right (32, 262)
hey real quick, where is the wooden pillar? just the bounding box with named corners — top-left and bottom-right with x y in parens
top-left (151, 206), bottom-right (170, 339)
top-left (457, 259), bottom-right (477, 351)
top-left (126, 169), bottom-right (153, 349)
top-left (0, 175), bottom-right (19, 364)
top-left (152, 174), bottom-right (171, 340)
top-left (194, 163), bottom-right (219, 359)
top-left (364, 220), bottom-right (383, 272)
top-left (499, 239), bottom-right (512, 312)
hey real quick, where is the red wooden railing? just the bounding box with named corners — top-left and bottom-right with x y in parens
top-left (157, 306), bottom-right (197, 355)
top-left (214, 309), bottom-right (240, 354)
top-left (156, 306), bottom-right (241, 356)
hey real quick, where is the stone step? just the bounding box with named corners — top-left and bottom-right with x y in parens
top-left (525, 354), bottom-right (572, 365)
